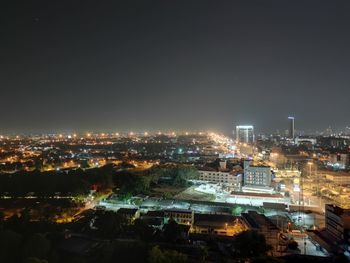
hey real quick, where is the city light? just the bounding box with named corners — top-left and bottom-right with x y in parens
top-left (1, 1), bottom-right (349, 260)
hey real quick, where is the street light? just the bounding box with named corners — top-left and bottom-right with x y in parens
top-left (307, 162), bottom-right (313, 177)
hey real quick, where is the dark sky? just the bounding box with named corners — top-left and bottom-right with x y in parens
top-left (1, 0), bottom-right (350, 134)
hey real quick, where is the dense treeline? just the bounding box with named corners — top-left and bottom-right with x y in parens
top-left (0, 172), bottom-right (90, 196)
top-left (114, 165), bottom-right (200, 195)
top-left (0, 164), bottom-right (199, 197)
top-left (0, 165), bottom-right (115, 197)
top-left (149, 165), bottom-right (199, 187)
top-left (0, 210), bottom-right (191, 263)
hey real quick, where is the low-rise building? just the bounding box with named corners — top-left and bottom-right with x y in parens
top-left (164, 209), bottom-right (194, 225)
top-left (324, 171), bottom-right (350, 185)
top-left (295, 137), bottom-right (317, 146)
top-left (117, 208), bottom-right (140, 223)
top-left (141, 210), bottom-right (165, 229)
top-left (241, 211), bottom-right (281, 253)
top-left (327, 153), bottom-right (349, 169)
top-left (192, 214), bottom-right (246, 236)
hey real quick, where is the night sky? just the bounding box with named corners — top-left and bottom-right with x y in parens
top-left (1, 0), bottom-right (350, 134)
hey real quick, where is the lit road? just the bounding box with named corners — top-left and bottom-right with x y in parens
top-left (293, 235), bottom-right (328, 257)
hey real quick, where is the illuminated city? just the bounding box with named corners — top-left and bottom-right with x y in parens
top-left (1, 125), bottom-right (350, 262)
top-left (1, 1), bottom-right (350, 263)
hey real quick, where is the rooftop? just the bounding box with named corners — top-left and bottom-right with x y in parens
top-left (241, 211), bottom-right (279, 231)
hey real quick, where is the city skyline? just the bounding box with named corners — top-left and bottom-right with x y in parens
top-left (0, 117), bottom-right (349, 136)
top-left (1, 0), bottom-right (350, 134)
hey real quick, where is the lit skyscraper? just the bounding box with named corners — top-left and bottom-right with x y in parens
top-left (288, 117), bottom-right (295, 139)
top-left (235, 125), bottom-right (255, 144)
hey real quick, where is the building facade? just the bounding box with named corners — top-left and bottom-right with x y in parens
top-left (325, 204), bottom-right (350, 257)
top-left (236, 125), bottom-right (255, 144)
top-left (198, 169), bottom-right (242, 187)
top-left (243, 160), bottom-right (272, 187)
top-left (288, 117), bottom-right (295, 139)
top-left (192, 214), bottom-right (246, 236)
top-left (164, 209), bottom-right (194, 225)
top-left (295, 136), bottom-right (317, 146)
top-left (116, 208), bottom-right (140, 223)
top-left (325, 204), bottom-right (350, 243)
top-left (327, 153), bottom-right (350, 170)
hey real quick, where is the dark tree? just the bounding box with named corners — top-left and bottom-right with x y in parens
top-left (94, 211), bottom-right (127, 238)
top-left (232, 230), bottom-right (272, 260)
top-left (22, 233), bottom-right (51, 261)
top-left (23, 258), bottom-right (48, 263)
top-left (133, 219), bottom-right (154, 241)
top-left (0, 211), bottom-right (4, 230)
top-left (0, 229), bottom-right (22, 263)
top-left (163, 219), bottom-right (183, 243)
top-left (287, 240), bottom-right (298, 250)
top-left (148, 246), bottom-right (187, 263)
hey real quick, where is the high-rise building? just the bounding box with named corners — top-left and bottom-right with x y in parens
top-left (288, 117), bottom-right (295, 139)
top-left (235, 125), bottom-right (255, 144)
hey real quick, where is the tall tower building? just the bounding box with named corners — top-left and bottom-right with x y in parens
top-left (236, 125), bottom-right (255, 144)
top-left (288, 117), bottom-right (295, 139)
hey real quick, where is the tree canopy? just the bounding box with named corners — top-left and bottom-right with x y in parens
top-left (232, 230), bottom-right (272, 259)
top-left (148, 246), bottom-right (187, 263)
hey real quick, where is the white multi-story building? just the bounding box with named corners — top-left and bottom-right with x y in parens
top-left (242, 160), bottom-right (274, 193)
top-left (198, 170), bottom-right (242, 187)
top-left (243, 160), bottom-right (272, 187)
